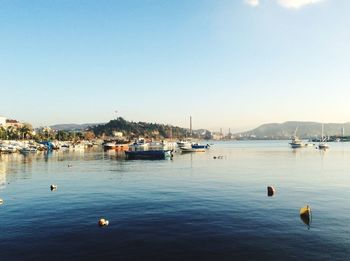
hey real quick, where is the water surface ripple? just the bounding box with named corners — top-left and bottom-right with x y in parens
top-left (1, 141), bottom-right (350, 260)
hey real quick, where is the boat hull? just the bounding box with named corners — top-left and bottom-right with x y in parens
top-left (180, 147), bottom-right (206, 153)
top-left (180, 143), bottom-right (209, 153)
top-left (104, 144), bottom-right (129, 151)
top-left (289, 143), bottom-right (305, 148)
top-left (125, 150), bottom-right (172, 160)
top-left (318, 144), bottom-right (329, 150)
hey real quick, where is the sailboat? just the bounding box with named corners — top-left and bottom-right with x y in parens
top-left (318, 123), bottom-right (329, 150)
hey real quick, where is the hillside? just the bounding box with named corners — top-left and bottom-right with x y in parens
top-left (91, 117), bottom-right (211, 139)
top-left (50, 123), bottom-right (103, 131)
top-left (237, 121), bottom-right (349, 139)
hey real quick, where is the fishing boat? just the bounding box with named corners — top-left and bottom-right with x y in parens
top-left (125, 150), bottom-right (173, 160)
top-left (289, 126), bottom-right (312, 148)
top-left (289, 136), bottom-right (306, 148)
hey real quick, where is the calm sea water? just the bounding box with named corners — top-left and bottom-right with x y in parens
top-left (1, 141), bottom-right (350, 260)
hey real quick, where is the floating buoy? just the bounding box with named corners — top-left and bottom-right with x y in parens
top-left (50, 184), bottom-right (57, 191)
top-left (300, 205), bottom-right (312, 228)
top-left (0, 198), bottom-right (3, 205)
top-left (98, 218), bottom-right (109, 227)
top-left (267, 186), bottom-right (276, 196)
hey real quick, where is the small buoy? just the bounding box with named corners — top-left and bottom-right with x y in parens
top-left (267, 186), bottom-right (276, 196)
top-left (50, 184), bottom-right (57, 191)
top-left (300, 205), bottom-right (312, 228)
top-left (0, 198), bottom-right (3, 205)
top-left (98, 218), bottom-right (109, 227)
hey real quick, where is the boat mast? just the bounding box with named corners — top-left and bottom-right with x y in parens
top-left (294, 126), bottom-right (298, 137)
top-left (190, 116), bottom-right (192, 137)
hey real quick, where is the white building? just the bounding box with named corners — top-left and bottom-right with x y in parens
top-left (212, 132), bottom-right (224, 140)
top-left (113, 131), bottom-right (123, 138)
top-left (0, 116), bottom-right (7, 126)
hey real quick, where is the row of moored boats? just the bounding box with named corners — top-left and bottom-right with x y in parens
top-left (103, 140), bottom-right (211, 159)
top-left (0, 140), bottom-right (95, 154)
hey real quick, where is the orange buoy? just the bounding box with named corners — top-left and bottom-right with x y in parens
top-left (267, 186), bottom-right (276, 196)
top-left (98, 218), bottom-right (109, 227)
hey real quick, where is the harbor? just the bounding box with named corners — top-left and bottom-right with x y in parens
top-left (1, 140), bottom-right (350, 260)
top-left (1, 0), bottom-right (349, 259)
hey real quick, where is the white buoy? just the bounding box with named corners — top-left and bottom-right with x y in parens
top-left (50, 184), bottom-right (57, 191)
top-left (0, 198), bottom-right (3, 205)
top-left (98, 218), bottom-right (109, 227)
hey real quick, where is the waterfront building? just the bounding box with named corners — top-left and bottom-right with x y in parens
top-left (5, 119), bottom-right (23, 129)
top-left (0, 116), bottom-right (7, 126)
top-left (212, 132), bottom-right (224, 140)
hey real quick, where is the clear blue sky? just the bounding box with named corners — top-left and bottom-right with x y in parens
top-left (0, 0), bottom-right (349, 132)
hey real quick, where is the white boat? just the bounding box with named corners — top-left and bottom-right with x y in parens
top-left (129, 139), bottom-right (149, 151)
top-left (20, 146), bottom-right (37, 153)
top-left (289, 136), bottom-right (306, 148)
top-left (177, 141), bottom-right (191, 149)
top-left (289, 127), bottom-right (311, 148)
top-left (180, 143), bottom-right (210, 153)
top-left (180, 147), bottom-right (206, 152)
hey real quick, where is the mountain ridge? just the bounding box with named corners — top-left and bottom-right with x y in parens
top-left (236, 121), bottom-right (350, 139)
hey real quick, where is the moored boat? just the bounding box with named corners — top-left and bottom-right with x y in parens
top-left (129, 139), bottom-right (149, 151)
top-left (180, 143), bottom-right (210, 153)
top-left (318, 143), bottom-right (329, 150)
top-left (124, 150), bottom-right (173, 160)
top-left (289, 126), bottom-right (313, 148)
top-left (20, 146), bottom-right (38, 153)
top-left (289, 137), bottom-right (306, 148)
top-left (103, 142), bottom-right (129, 151)
top-left (318, 123), bottom-right (329, 150)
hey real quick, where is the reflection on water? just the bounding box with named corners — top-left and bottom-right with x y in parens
top-left (1, 141), bottom-right (350, 260)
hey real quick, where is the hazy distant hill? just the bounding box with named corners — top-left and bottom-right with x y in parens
top-left (237, 121), bottom-right (349, 139)
top-left (50, 123), bottom-right (103, 131)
